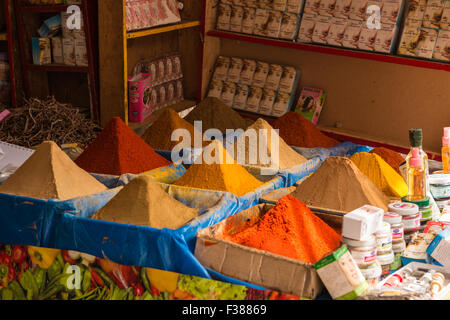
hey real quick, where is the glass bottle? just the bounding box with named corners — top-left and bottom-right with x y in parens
top-left (405, 129), bottom-right (429, 193)
top-left (407, 147), bottom-right (427, 201)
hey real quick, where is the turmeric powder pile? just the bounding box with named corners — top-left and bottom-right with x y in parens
top-left (350, 152), bottom-right (408, 198)
top-left (174, 141), bottom-right (264, 197)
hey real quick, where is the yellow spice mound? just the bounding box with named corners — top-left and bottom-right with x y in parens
top-left (350, 152), bottom-right (408, 198)
top-left (174, 140), bottom-right (264, 197)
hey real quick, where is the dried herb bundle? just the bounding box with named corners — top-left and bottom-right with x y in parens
top-left (0, 97), bottom-right (100, 149)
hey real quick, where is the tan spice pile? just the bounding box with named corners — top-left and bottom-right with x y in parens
top-left (291, 157), bottom-right (389, 212)
top-left (92, 175), bottom-right (198, 230)
top-left (184, 97), bottom-right (249, 133)
top-left (0, 141), bottom-right (108, 200)
top-left (229, 118), bottom-right (307, 169)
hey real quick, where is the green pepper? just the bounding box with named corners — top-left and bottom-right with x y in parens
top-left (56, 253), bottom-right (64, 269)
top-left (60, 291), bottom-right (69, 300)
top-left (93, 267), bottom-right (115, 288)
top-left (8, 280), bottom-right (26, 300)
top-left (81, 268), bottom-right (92, 293)
top-left (19, 270), bottom-right (39, 300)
top-left (1, 288), bottom-right (14, 300)
top-left (72, 288), bottom-right (98, 301)
top-left (140, 291), bottom-right (154, 300)
top-left (39, 284), bottom-right (64, 300)
top-left (33, 267), bottom-right (47, 294)
top-left (140, 267), bottom-right (151, 293)
top-left (47, 258), bottom-right (62, 281)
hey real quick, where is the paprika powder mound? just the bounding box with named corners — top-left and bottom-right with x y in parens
top-left (222, 195), bottom-right (341, 264)
top-left (92, 175), bottom-right (198, 229)
top-left (174, 140), bottom-right (264, 197)
top-left (0, 141), bottom-right (108, 200)
top-left (141, 108), bottom-right (206, 151)
top-left (184, 97), bottom-right (249, 133)
top-left (272, 112), bottom-right (340, 148)
top-left (350, 152), bottom-right (407, 198)
top-left (292, 157), bottom-right (390, 212)
top-left (75, 117), bottom-right (171, 176)
top-left (370, 147), bottom-right (405, 175)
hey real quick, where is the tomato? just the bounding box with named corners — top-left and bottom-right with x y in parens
top-left (11, 246), bottom-right (27, 264)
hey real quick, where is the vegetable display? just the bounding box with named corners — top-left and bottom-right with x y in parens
top-left (0, 244), bottom-right (300, 300)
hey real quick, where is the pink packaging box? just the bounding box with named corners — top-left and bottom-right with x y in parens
top-left (295, 87), bottom-right (327, 125)
top-left (128, 73), bottom-right (153, 123)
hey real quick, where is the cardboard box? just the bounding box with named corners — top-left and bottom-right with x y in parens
top-left (242, 7), bottom-right (256, 34)
top-left (74, 38), bottom-right (88, 66)
top-left (295, 87), bottom-right (326, 125)
top-left (230, 5), bottom-right (244, 32)
top-left (297, 13), bottom-right (318, 43)
top-left (195, 204), bottom-right (324, 299)
top-left (327, 17), bottom-right (348, 45)
top-left (427, 227), bottom-right (450, 267)
top-left (341, 205), bottom-right (384, 240)
top-left (280, 12), bottom-right (300, 40)
top-left (128, 73), bottom-right (153, 123)
top-left (402, 233), bottom-right (435, 265)
top-left (217, 3), bottom-right (232, 31)
top-left (334, 0), bottom-right (353, 18)
top-left (232, 84), bottom-right (250, 110)
top-left (433, 30), bottom-right (450, 61)
top-left (32, 38), bottom-right (51, 66)
top-left (51, 37), bottom-right (64, 64)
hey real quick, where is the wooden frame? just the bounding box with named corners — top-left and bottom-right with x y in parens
top-left (14, 0), bottom-right (100, 122)
top-left (199, 0), bottom-right (450, 156)
top-left (98, 0), bottom-right (203, 129)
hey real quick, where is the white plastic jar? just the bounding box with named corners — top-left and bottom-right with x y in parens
top-left (388, 202), bottom-right (421, 242)
top-left (377, 251), bottom-right (395, 277)
top-left (360, 261), bottom-right (382, 290)
top-left (342, 235), bottom-right (378, 267)
top-left (383, 212), bottom-right (404, 242)
top-left (375, 222), bottom-right (393, 255)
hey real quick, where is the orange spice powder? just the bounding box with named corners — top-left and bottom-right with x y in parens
top-left (223, 195), bottom-right (341, 264)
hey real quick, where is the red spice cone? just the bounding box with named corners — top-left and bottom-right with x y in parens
top-left (75, 117), bottom-right (171, 175)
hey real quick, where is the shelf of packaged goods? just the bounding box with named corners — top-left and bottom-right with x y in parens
top-left (127, 20), bottom-right (201, 39)
top-left (128, 99), bottom-right (197, 132)
top-left (0, 33), bottom-right (7, 41)
top-left (27, 63), bottom-right (89, 73)
top-left (207, 30), bottom-right (450, 73)
top-left (20, 4), bottom-right (71, 12)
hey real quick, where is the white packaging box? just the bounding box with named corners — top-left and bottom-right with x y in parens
top-left (258, 89), bottom-right (276, 115)
top-left (232, 84), bottom-right (250, 110)
top-left (374, 23), bottom-right (397, 53)
top-left (280, 12), bottom-right (300, 40)
top-left (312, 15), bottom-right (332, 43)
top-left (208, 79), bottom-right (224, 99)
top-left (220, 81), bottom-right (237, 107)
top-left (245, 86), bottom-right (263, 113)
top-left (242, 7), bottom-right (256, 34)
top-left (254, 8), bottom-right (270, 37)
top-left (266, 10), bottom-right (283, 38)
top-left (51, 37), bottom-right (64, 64)
top-left (422, 0), bottom-right (445, 28)
top-left (334, 0), bottom-right (353, 18)
top-left (415, 27), bottom-right (439, 59)
top-left (230, 5), bottom-right (244, 33)
top-left (319, 0), bottom-right (337, 16)
top-left (287, 0), bottom-right (304, 13)
top-left (62, 38), bottom-right (76, 66)
top-left (274, 0), bottom-right (288, 11)
top-left (74, 38), bottom-right (88, 66)
top-left (252, 61), bottom-right (270, 88)
top-left (327, 17), bottom-right (348, 45)
top-left (440, 2), bottom-right (450, 30)
top-left (358, 25), bottom-right (378, 50)
top-left (349, 0), bottom-right (368, 20)
top-left (240, 59), bottom-right (257, 86)
top-left (397, 26), bottom-right (420, 56)
top-left (381, 0), bottom-right (402, 24)
top-left (227, 57), bottom-right (244, 83)
top-left (265, 64), bottom-right (283, 91)
top-left (272, 91), bottom-right (291, 117)
top-left (433, 30), bottom-right (450, 61)
top-left (342, 205), bottom-right (384, 241)
top-left (297, 13), bottom-right (318, 42)
top-left (217, 3), bottom-right (232, 31)
top-left (342, 19), bottom-right (363, 48)
top-left (304, 0), bottom-right (322, 14)
top-left (212, 56), bottom-right (231, 81)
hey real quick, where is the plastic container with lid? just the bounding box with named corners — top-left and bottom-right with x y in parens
top-left (402, 196), bottom-right (433, 224)
top-left (389, 202), bottom-right (421, 240)
top-left (377, 251), bottom-right (395, 277)
top-left (360, 261), bottom-right (382, 290)
top-left (384, 212), bottom-right (404, 242)
top-left (375, 222), bottom-right (393, 254)
top-left (342, 235), bottom-right (378, 267)
top-left (429, 174), bottom-right (450, 201)
top-left (390, 240), bottom-right (406, 271)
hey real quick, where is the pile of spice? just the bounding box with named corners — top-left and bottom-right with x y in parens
top-left (350, 152), bottom-right (408, 198)
top-left (0, 141), bottom-right (108, 200)
top-left (141, 108), bottom-right (205, 151)
top-left (272, 112), bottom-right (340, 148)
top-left (75, 117), bottom-right (171, 176)
top-left (0, 97), bottom-right (100, 149)
top-left (292, 157), bottom-right (389, 212)
top-left (370, 147), bottom-right (405, 175)
top-left (222, 195), bottom-right (341, 264)
top-left (230, 118), bottom-right (307, 169)
top-left (184, 97), bottom-right (249, 132)
top-left (174, 141), bottom-right (264, 196)
top-left (92, 175), bottom-right (197, 229)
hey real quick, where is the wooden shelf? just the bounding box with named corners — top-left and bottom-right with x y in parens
top-left (127, 20), bottom-right (201, 39)
top-left (27, 63), bottom-right (89, 73)
top-left (20, 4), bottom-right (70, 12)
top-left (207, 30), bottom-right (450, 73)
top-left (129, 99), bottom-right (197, 133)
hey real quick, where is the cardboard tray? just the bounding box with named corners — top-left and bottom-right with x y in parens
top-left (195, 203), bottom-right (324, 299)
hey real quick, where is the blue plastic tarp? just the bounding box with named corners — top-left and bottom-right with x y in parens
top-left (292, 142), bottom-right (373, 162)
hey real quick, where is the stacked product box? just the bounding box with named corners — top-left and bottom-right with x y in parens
top-left (398, 0), bottom-right (450, 62)
top-left (208, 55), bottom-right (300, 117)
top-left (125, 0), bottom-right (182, 32)
top-left (297, 0), bottom-right (405, 53)
top-left (129, 53), bottom-right (184, 123)
top-left (217, 0), bottom-right (304, 40)
top-left (32, 4), bottom-right (88, 67)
